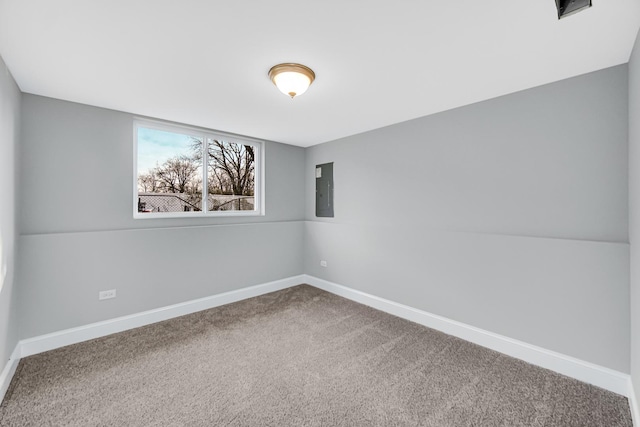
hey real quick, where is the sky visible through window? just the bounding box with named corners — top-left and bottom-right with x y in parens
top-left (137, 127), bottom-right (195, 174)
top-left (136, 123), bottom-right (258, 214)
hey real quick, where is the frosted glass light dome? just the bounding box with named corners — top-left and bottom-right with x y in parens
top-left (269, 63), bottom-right (315, 99)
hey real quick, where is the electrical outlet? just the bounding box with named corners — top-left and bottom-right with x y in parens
top-left (320, 260), bottom-right (328, 267)
top-left (99, 289), bottom-right (116, 300)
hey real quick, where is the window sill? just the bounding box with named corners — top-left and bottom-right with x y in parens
top-left (133, 211), bottom-right (265, 220)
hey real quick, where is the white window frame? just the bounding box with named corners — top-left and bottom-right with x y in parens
top-left (133, 119), bottom-right (265, 219)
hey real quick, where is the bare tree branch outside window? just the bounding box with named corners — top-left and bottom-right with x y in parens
top-left (136, 128), bottom-right (256, 213)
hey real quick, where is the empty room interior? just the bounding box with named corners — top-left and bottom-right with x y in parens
top-left (2, 0), bottom-right (640, 425)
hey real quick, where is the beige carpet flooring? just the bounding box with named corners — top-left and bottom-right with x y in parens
top-left (0, 284), bottom-right (633, 426)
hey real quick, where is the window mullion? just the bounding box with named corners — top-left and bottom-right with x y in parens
top-left (202, 135), bottom-right (208, 214)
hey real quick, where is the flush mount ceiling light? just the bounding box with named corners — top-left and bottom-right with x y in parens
top-left (268, 63), bottom-right (315, 99)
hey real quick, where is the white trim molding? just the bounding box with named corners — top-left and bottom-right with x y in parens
top-left (1, 275), bottom-right (304, 403)
top-left (303, 275), bottom-right (632, 398)
top-left (0, 345), bottom-right (21, 404)
top-left (2, 273), bottom-right (634, 419)
top-left (630, 378), bottom-right (640, 427)
top-left (19, 275), bottom-right (304, 358)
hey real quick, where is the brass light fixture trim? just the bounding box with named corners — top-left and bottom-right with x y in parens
top-left (268, 63), bottom-right (316, 99)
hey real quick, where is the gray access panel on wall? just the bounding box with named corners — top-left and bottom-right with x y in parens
top-left (315, 162), bottom-right (334, 217)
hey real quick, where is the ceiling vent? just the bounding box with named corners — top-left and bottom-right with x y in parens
top-left (555, 0), bottom-right (592, 19)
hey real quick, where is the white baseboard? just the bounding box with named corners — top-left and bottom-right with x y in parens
top-left (303, 275), bottom-right (631, 397)
top-left (4, 273), bottom-right (634, 414)
top-left (19, 275), bottom-right (305, 358)
top-left (630, 378), bottom-right (640, 427)
top-left (0, 345), bottom-right (21, 404)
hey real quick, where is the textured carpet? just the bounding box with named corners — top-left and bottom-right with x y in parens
top-left (0, 284), bottom-right (632, 426)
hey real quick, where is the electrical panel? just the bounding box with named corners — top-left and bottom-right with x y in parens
top-left (315, 163), bottom-right (334, 217)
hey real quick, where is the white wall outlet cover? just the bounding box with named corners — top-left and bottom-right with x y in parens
top-left (99, 289), bottom-right (117, 300)
top-left (320, 260), bottom-right (328, 267)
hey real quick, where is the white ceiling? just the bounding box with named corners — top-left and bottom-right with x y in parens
top-left (1, 1), bottom-right (639, 147)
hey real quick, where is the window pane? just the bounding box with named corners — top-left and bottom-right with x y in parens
top-left (206, 139), bottom-right (256, 211)
top-left (137, 127), bottom-right (203, 213)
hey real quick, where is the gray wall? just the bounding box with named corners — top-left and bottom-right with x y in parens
top-left (629, 28), bottom-right (640, 406)
top-left (20, 95), bottom-right (305, 234)
top-left (12, 62), bottom-right (633, 376)
top-left (18, 95), bottom-right (306, 338)
top-left (0, 56), bottom-right (20, 364)
top-left (305, 65), bottom-right (630, 372)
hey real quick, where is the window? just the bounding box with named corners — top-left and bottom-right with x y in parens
top-left (134, 120), bottom-right (263, 218)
